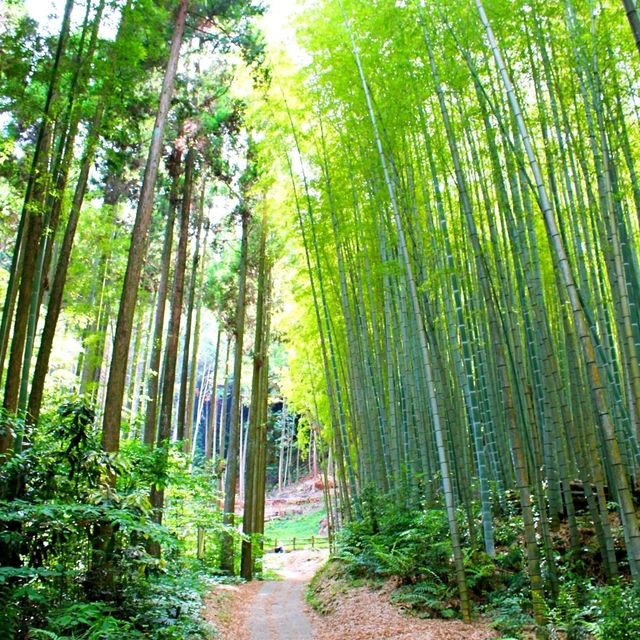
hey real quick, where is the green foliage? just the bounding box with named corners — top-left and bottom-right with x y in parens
top-left (391, 581), bottom-right (458, 620)
top-left (335, 493), bottom-right (537, 622)
top-left (0, 400), bottom-right (222, 639)
top-left (337, 494), bottom-right (453, 584)
top-left (35, 601), bottom-right (141, 639)
top-left (593, 583), bottom-right (640, 639)
top-left (117, 560), bottom-right (215, 640)
top-left (488, 595), bottom-right (535, 638)
top-left (545, 579), bottom-right (640, 640)
top-left (483, 571), bottom-right (640, 638)
top-left (265, 508), bottom-right (326, 543)
top-left (335, 494), bottom-right (464, 616)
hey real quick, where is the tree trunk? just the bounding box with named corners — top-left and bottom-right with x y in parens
top-left (143, 149), bottom-right (181, 446)
top-left (177, 190), bottom-right (204, 442)
top-left (205, 326), bottom-right (222, 460)
top-left (185, 197), bottom-right (209, 456)
top-left (1, 128), bottom-right (51, 441)
top-left (20, 0), bottom-right (107, 417)
top-left (220, 207), bottom-right (250, 573)
top-left (27, 102), bottom-right (106, 425)
top-left (0, 0), bottom-right (74, 399)
top-left (101, 0), bottom-right (188, 454)
top-left (241, 214), bottom-right (268, 578)
top-left (622, 0), bottom-right (640, 54)
top-left (149, 148), bottom-right (196, 534)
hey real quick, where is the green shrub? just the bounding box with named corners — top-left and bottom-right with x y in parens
top-left (593, 583), bottom-right (640, 640)
top-left (391, 580), bottom-right (457, 619)
top-left (336, 492), bottom-right (535, 623)
top-left (0, 399), bottom-right (224, 639)
top-left (488, 594), bottom-right (534, 638)
top-left (337, 496), bottom-right (452, 583)
top-left (545, 579), bottom-right (640, 640)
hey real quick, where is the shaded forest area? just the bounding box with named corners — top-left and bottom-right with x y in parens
top-left (1, 0), bottom-right (640, 639)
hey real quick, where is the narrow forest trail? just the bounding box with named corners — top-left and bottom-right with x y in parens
top-left (243, 551), bottom-right (321, 640)
top-left (205, 550), bottom-right (498, 640)
top-left (205, 550), bottom-right (326, 640)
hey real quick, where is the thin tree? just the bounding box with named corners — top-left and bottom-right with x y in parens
top-left (101, 0), bottom-right (188, 454)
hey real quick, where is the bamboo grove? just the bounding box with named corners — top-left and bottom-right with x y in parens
top-left (2, 0), bottom-right (640, 636)
top-left (271, 0), bottom-right (640, 629)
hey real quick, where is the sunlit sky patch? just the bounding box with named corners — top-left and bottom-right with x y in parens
top-left (22, 0), bottom-right (301, 47)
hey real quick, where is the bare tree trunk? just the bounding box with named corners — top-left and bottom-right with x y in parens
top-left (177, 190), bottom-right (204, 442)
top-left (101, 0), bottom-right (188, 454)
top-left (185, 200), bottom-right (209, 456)
top-left (27, 102), bottom-right (106, 424)
top-left (254, 268), bottom-right (271, 572)
top-left (0, 0), bottom-right (74, 400)
top-left (128, 299), bottom-right (155, 437)
top-left (220, 207), bottom-right (250, 573)
top-left (205, 327), bottom-right (222, 460)
top-left (143, 149), bottom-right (181, 446)
top-left (80, 231), bottom-right (113, 402)
top-left (622, 0), bottom-right (640, 55)
top-left (20, 0), bottom-right (107, 418)
top-left (218, 338), bottom-right (232, 462)
top-left (149, 148), bottom-right (196, 529)
top-left (1, 129), bottom-right (51, 441)
top-left (241, 213), bottom-right (268, 578)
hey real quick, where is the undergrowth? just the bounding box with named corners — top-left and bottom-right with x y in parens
top-left (0, 399), bottom-right (237, 639)
top-left (330, 488), bottom-right (640, 639)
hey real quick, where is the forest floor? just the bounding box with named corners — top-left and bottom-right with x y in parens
top-left (203, 549), bottom-right (499, 640)
top-left (263, 475), bottom-right (326, 522)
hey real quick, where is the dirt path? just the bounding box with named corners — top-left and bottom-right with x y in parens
top-left (244, 575), bottom-right (313, 639)
top-left (204, 550), bottom-right (326, 640)
top-left (243, 550), bottom-right (324, 640)
top-left (205, 551), bottom-right (498, 640)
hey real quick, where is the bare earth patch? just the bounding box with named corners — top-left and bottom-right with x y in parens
top-left (203, 580), bottom-right (260, 640)
top-left (205, 550), bottom-right (500, 639)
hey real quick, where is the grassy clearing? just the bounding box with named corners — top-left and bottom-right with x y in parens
top-left (264, 508), bottom-right (326, 543)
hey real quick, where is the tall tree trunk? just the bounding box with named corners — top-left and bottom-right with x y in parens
top-left (0, 0), bottom-right (74, 399)
top-left (217, 338), bottom-right (232, 462)
top-left (19, 0), bottom-right (107, 418)
top-left (622, 0), bottom-right (640, 55)
top-left (143, 150), bottom-right (181, 446)
top-left (205, 326), bottom-right (222, 460)
top-left (254, 269), bottom-right (271, 572)
top-left (149, 148), bottom-right (196, 533)
top-left (1, 128), bottom-right (51, 442)
top-left (101, 0), bottom-right (188, 454)
top-left (177, 189), bottom-right (204, 442)
top-left (186, 202), bottom-right (209, 455)
top-left (220, 207), bottom-right (250, 573)
top-left (27, 102), bottom-right (106, 425)
top-left (241, 212), bottom-right (268, 579)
